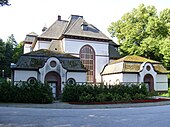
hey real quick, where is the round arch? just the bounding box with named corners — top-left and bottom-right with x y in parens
top-left (144, 74), bottom-right (154, 92)
top-left (44, 71), bottom-right (61, 98)
top-left (79, 44), bottom-right (95, 83)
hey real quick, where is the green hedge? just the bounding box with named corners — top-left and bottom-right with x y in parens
top-left (0, 81), bottom-right (53, 103)
top-left (62, 83), bottom-right (149, 102)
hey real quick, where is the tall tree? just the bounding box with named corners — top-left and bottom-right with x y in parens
top-left (0, 39), bottom-right (5, 77)
top-left (0, 34), bottom-right (23, 77)
top-left (12, 42), bottom-right (24, 63)
top-left (159, 38), bottom-right (170, 69)
top-left (0, 39), bottom-right (5, 61)
top-left (159, 8), bottom-right (170, 69)
top-left (4, 36), bottom-right (14, 77)
top-left (108, 4), bottom-right (170, 68)
top-left (7, 34), bottom-right (17, 47)
top-left (0, 0), bottom-right (10, 6)
top-left (160, 8), bottom-right (170, 24)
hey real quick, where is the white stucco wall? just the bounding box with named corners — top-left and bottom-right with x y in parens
top-left (95, 56), bottom-right (109, 82)
top-left (14, 70), bottom-right (38, 82)
top-left (155, 74), bottom-right (168, 91)
top-left (33, 41), bottom-right (39, 51)
top-left (123, 73), bottom-right (138, 83)
top-left (102, 73), bottom-right (123, 85)
top-left (24, 43), bottom-right (32, 54)
top-left (67, 72), bottom-right (86, 83)
top-left (102, 73), bottom-right (138, 85)
top-left (63, 38), bottom-right (109, 82)
top-left (33, 40), bottom-right (51, 51)
top-left (63, 38), bottom-right (109, 55)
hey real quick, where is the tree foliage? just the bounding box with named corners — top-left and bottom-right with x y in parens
top-left (0, 34), bottom-right (23, 77)
top-left (12, 42), bottom-right (24, 63)
top-left (108, 4), bottom-right (170, 69)
top-left (0, 0), bottom-right (10, 6)
top-left (0, 39), bottom-right (5, 61)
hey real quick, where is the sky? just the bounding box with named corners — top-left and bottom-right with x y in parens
top-left (0, 0), bottom-right (170, 42)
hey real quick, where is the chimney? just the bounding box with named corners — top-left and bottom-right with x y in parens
top-left (42, 26), bottom-right (47, 32)
top-left (58, 15), bottom-right (61, 21)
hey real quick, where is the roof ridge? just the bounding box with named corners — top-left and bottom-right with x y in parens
top-left (64, 17), bottom-right (82, 34)
top-left (110, 55), bottom-right (160, 65)
top-left (27, 32), bottom-right (38, 36)
top-left (62, 20), bottom-right (70, 35)
top-left (39, 19), bottom-right (69, 39)
top-left (39, 20), bottom-right (57, 37)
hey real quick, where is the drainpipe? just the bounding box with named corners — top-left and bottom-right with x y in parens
top-left (65, 71), bottom-right (68, 85)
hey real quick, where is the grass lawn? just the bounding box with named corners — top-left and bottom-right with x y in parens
top-left (160, 87), bottom-right (170, 97)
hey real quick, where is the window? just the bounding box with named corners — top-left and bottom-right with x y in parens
top-left (27, 77), bottom-right (37, 84)
top-left (80, 45), bottom-right (95, 82)
top-left (66, 78), bottom-right (76, 85)
top-left (146, 65), bottom-right (151, 71)
top-left (50, 61), bottom-right (57, 68)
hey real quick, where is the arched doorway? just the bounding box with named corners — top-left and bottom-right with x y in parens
top-left (80, 45), bottom-right (95, 83)
top-left (45, 71), bottom-right (61, 99)
top-left (144, 74), bottom-right (154, 92)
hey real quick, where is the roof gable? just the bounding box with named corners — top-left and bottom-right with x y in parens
top-left (24, 49), bottom-right (78, 58)
top-left (102, 55), bottom-right (168, 75)
top-left (110, 55), bottom-right (160, 64)
top-left (38, 15), bottom-right (116, 42)
top-left (64, 16), bottom-right (111, 40)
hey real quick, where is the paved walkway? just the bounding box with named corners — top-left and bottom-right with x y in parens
top-left (1, 99), bottom-right (170, 109)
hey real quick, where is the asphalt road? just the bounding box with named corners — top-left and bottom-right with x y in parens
top-left (0, 105), bottom-right (170, 127)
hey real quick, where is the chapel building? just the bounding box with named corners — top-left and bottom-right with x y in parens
top-left (23, 15), bottom-right (120, 83)
top-left (11, 15), bottom-right (168, 98)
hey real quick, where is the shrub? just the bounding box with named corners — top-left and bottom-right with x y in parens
top-left (96, 93), bottom-right (107, 102)
top-left (112, 94), bottom-right (123, 102)
top-left (105, 93), bottom-right (114, 101)
top-left (0, 81), bottom-right (53, 104)
top-left (62, 84), bottom-right (82, 102)
top-left (79, 93), bottom-right (95, 102)
top-left (62, 83), bottom-right (149, 103)
top-left (132, 93), bottom-right (147, 100)
top-left (0, 81), bottom-right (14, 102)
top-left (122, 93), bottom-right (132, 102)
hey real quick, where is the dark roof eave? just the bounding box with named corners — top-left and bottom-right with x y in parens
top-left (109, 56), bottom-right (122, 59)
top-left (101, 71), bottom-right (139, 76)
top-left (110, 61), bottom-right (160, 65)
top-left (67, 70), bottom-right (87, 72)
top-left (157, 72), bottom-right (169, 74)
top-left (37, 36), bottom-right (60, 40)
top-left (63, 34), bottom-right (113, 43)
top-left (11, 68), bottom-right (39, 71)
top-left (102, 71), bottom-right (168, 76)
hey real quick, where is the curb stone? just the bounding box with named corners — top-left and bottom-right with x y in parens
top-left (0, 100), bottom-right (170, 109)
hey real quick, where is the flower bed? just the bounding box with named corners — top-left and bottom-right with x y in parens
top-left (68, 98), bottom-right (170, 105)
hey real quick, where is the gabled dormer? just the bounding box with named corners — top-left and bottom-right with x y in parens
top-left (23, 32), bottom-right (38, 54)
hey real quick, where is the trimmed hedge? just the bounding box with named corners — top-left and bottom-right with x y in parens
top-left (0, 81), bottom-right (53, 103)
top-left (62, 83), bottom-right (149, 102)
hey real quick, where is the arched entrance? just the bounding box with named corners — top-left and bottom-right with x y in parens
top-left (144, 74), bottom-right (154, 92)
top-left (45, 71), bottom-right (61, 99)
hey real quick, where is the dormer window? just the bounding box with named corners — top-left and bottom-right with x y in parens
top-left (146, 65), bottom-right (151, 71)
top-left (81, 22), bottom-right (88, 31)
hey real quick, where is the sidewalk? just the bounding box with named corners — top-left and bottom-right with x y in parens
top-left (1, 99), bottom-right (170, 109)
